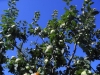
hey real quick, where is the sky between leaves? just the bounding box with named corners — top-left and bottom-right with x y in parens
top-left (0, 0), bottom-right (100, 75)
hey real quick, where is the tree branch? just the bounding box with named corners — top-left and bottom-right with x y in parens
top-left (66, 43), bottom-right (77, 74)
top-left (15, 41), bottom-right (28, 61)
top-left (90, 65), bottom-right (97, 73)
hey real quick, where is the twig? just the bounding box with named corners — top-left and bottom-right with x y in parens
top-left (90, 65), bottom-right (97, 73)
top-left (66, 43), bottom-right (77, 74)
top-left (15, 41), bottom-right (28, 62)
top-left (41, 37), bottom-right (45, 43)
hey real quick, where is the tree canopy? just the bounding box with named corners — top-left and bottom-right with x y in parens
top-left (0, 0), bottom-right (100, 75)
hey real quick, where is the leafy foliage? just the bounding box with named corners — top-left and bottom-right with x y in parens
top-left (0, 0), bottom-right (100, 75)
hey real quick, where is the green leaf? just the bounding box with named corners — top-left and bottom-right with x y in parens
top-left (91, 11), bottom-right (99, 15)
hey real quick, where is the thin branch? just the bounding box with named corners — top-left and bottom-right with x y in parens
top-left (39, 35), bottom-right (45, 43)
top-left (36, 36), bottom-right (39, 43)
top-left (41, 38), bottom-right (45, 43)
top-left (90, 65), bottom-right (97, 73)
top-left (15, 41), bottom-right (28, 62)
top-left (15, 41), bottom-right (23, 52)
top-left (66, 42), bottom-right (77, 74)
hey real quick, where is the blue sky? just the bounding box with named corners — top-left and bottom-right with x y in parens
top-left (0, 0), bottom-right (100, 75)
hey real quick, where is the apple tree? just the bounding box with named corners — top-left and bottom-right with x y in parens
top-left (0, 0), bottom-right (100, 75)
